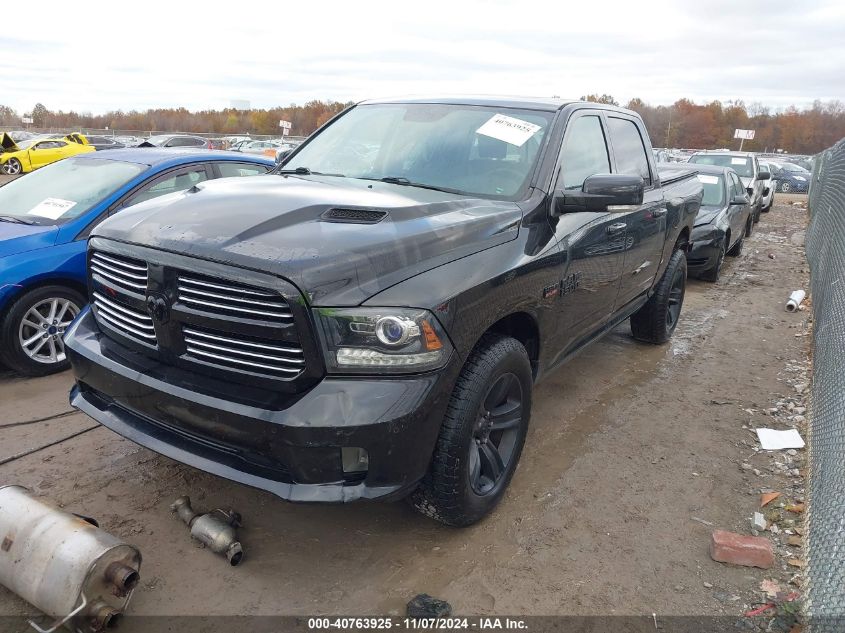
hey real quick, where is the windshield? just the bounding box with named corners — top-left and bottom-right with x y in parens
top-left (696, 174), bottom-right (725, 206)
top-left (0, 158), bottom-right (147, 224)
top-left (689, 154), bottom-right (753, 178)
top-left (284, 103), bottom-right (554, 199)
top-left (781, 163), bottom-right (807, 173)
top-left (14, 140), bottom-right (36, 150)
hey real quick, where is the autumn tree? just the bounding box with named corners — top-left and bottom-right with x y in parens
top-left (31, 103), bottom-right (49, 127)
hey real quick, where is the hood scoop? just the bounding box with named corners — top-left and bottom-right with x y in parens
top-left (321, 208), bottom-right (388, 224)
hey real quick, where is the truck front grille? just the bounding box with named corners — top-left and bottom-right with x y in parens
top-left (176, 274), bottom-right (293, 322)
top-left (182, 326), bottom-right (305, 377)
top-left (92, 292), bottom-right (157, 346)
top-left (90, 252), bottom-right (148, 293)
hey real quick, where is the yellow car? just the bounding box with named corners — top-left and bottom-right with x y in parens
top-left (0, 133), bottom-right (95, 175)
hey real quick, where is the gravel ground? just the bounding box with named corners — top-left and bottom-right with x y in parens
top-left (0, 194), bottom-right (811, 627)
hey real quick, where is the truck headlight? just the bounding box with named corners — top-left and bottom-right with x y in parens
top-left (313, 307), bottom-right (453, 374)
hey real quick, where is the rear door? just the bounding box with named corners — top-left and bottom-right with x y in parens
top-left (605, 115), bottom-right (668, 309)
top-left (549, 110), bottom-right (626, 352)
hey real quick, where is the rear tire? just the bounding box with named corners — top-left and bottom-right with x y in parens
top-left (0, 286), bottom-right (84, 376)
top-left (781, 182), bottom-right (792, 193)
top-left (630, 249), bottom-right (687, 344)
top-left (410, 334), bottom-right (532, 527)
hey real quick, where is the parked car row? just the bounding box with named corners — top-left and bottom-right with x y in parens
top-left (684, 151), bottom-right (773, 281)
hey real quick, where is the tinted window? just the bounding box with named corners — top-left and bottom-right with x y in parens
top-left (607, 117), bottom-right (651, 184)
top-left (217, 162), bottom-right (269, 177)
top-left (127, 167), bottom-right (208, 205)
top-left (559, 115), bottom-right (610, 190)
top-left (36, 141), bottom-right (65, 149)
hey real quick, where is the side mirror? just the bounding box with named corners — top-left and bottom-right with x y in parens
top-left (554, 174), bottom-right (644, 215)
top-left (757, 171), bottom-right (771, 181)
top-left (275, 149), bottom-right (292, 165)
top-left (730, 194), bottom-right (749, 205)
top-left (746, 187), bottom-right (754, 196)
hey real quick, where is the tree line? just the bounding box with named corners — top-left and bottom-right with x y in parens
top-left (2, 97), bottom-right (844, 154)
top-left (582, 95), bottom-right (845, 154)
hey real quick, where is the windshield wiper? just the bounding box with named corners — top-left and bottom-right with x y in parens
top-left (0, 215), bottom-right (35, 225)
top-left (274, 166), bottom-right (345, 177)
top-left (365, 176), bottom-right (463, 195)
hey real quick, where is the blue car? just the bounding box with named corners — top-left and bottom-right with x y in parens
top-left (0, 149), bottom-right (273, 375)
top-left (769, 162), bottom-right (811, 194)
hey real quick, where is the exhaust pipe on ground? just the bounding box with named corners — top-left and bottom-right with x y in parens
top-left (170, 496), bottom-right (243, 566)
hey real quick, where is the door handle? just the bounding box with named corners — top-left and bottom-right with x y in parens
top-left (651, 208), bottom-right (667, 218)
top-left (606, 222), bottom-right (627, 234)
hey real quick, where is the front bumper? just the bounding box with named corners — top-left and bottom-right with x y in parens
top-left (686, 227), bottom-right (725, 273)
top-left (66, 307), bottom-right (457, 502)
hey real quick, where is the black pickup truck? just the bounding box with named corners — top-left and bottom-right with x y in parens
top-left (66, 97), bottom-right (702, 526)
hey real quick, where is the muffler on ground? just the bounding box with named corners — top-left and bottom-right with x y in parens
top-left (0, 485), bottom-right (141, 633)
top-left (170, 496), bottom-right (243, 566)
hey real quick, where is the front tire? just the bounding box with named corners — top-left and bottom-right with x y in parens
top-left (0, 286), bottom-right (84, 376)
top-left (630, 249), bottom-right (686, 344)
top-left (1, 158), bottom-right (22, 175)
top-left (410, 334), bottom-right (532, 526)
top-left (699, 239), bottom-right (726, 282)
top-left (727, 232), bottom-right (744, 257)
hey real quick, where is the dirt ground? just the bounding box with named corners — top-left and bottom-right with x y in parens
top-left (0, 194), bottom-right (811, 624)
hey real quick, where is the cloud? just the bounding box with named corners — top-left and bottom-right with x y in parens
top-left (1, 0), bottom-right (842, 115)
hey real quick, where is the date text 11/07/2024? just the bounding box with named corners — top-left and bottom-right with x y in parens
top-left (307, 617), bottom-right (528, 630)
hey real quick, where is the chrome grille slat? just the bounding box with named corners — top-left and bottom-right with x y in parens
top-left (178, 277), bottom-right (276, 297)
top-left (91, 252), bottom-right (147, 273)
top-left (90, 265), bottom-right (147, 291)
top-left (90, 252), bottom-right (149, 293)
top-left (179, 296), bottom-right (292, 319)
top-left (177, 274), bottom-right (292, 321)
top-left (90, 250), bottom-right (157, 347)
top-left (94, 301), bottom-right (155, 334)
top-left (184, 327), bottom-right (303, 356)
top-left (177, 287), bottom-right (288, 309)
top-left (185, 347), bottom-right (301, 374)
top-left (92, 293), bottom-right (154, 328)
top-left (185, 338), bottom-right (305, 366)
top-left (96, 310), bottom-right (157, 341)
top-left (182, 326), bottom-right (305, 376)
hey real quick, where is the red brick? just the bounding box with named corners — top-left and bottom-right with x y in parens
top-left (710, 530), bottom-right (774, 569)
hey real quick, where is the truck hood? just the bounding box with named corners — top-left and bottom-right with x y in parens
top-left (0, 222), bottom-right (59, 257)
top-left (92, 175), bottom-right (522, 305)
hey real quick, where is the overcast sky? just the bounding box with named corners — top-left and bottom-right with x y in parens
top-left (2, 0), bottom-right (843, 115)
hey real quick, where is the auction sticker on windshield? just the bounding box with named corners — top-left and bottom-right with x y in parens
top-left (27, 198), bottom-right (77, 220)
top-left (477, 113), bottom-right (541, 147)
top-left (697, 175), bottom-right (719, 185)
top-left (731, 157), bottom-right (747, 165)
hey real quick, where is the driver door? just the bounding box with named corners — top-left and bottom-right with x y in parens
top-left (548, 111), bottom-right (626, 359)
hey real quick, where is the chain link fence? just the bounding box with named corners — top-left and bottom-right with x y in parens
top-left (805, 136), bottom-right (845, 631)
